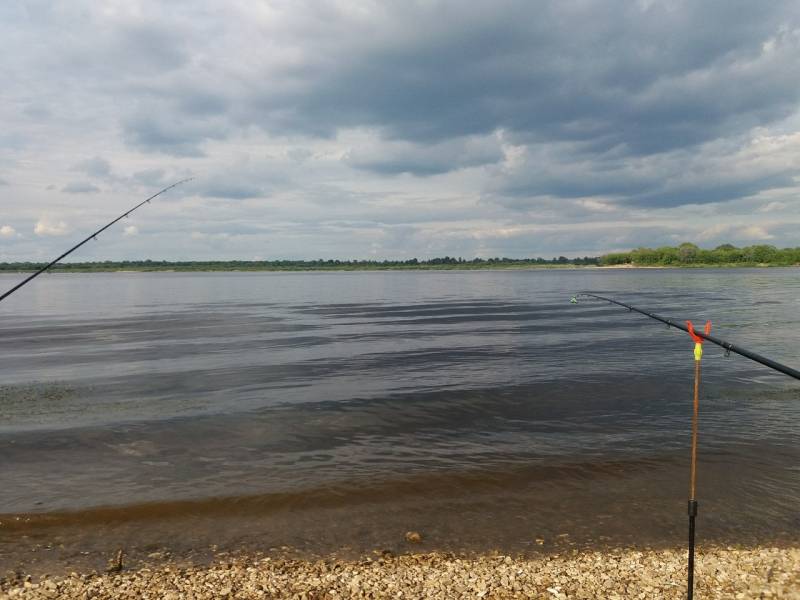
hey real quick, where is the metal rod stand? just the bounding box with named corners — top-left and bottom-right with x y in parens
top-left (688, 499), bottom-right (698, 599)
top-left (687, 355), bottom-right (702, 599)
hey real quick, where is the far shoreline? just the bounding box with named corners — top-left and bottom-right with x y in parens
top-left (1, 263), bottom-right (798, 275)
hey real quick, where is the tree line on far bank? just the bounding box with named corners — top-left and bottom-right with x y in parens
top-left (599, 243), bottom-right (800, 266)
top-left (1, 244), bottom-right (798, 272)
top-left (0, 256), bottom-right (600, 272)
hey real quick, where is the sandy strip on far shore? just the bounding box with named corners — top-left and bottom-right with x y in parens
top-left (1, 546), bottom-right (799, 599)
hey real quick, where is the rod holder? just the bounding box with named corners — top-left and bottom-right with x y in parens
top-left (687, 499), bottom-right (698, 600)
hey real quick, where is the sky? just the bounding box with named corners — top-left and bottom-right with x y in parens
top-left (1, 0), bottom-right (799, 261)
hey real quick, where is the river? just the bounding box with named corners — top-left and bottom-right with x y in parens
top-left (1, 268), bottom-right (798, 573)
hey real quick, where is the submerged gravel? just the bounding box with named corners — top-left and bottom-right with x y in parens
top-left (1, 546), bottom-right (798, 599)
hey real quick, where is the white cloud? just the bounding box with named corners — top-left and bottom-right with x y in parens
top-left (575, 199), bottom-right (616, 212)
top-left (758, 201), bottom-right (787, 212)
top-left (123, 225), bottom-right (139, 236)
top-left (739, 225), bottom-right (774, 240)
top-left (698, 223), bottom-right (776, 243)
top-left (34, 219), bottom-right (71, 237)
top-left (191, 231), bottom-right (231, 241)
top-left (0, 225), bottom-right (17, 238)
top-left (697, 224), bottom-right (732, 242)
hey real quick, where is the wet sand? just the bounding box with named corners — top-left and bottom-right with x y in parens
top-left (1, 545), bottom-right (798, 599)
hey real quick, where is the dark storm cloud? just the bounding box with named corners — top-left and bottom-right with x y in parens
top-left (107, 0), bottom-right (799, 206)
top-left (625, 173), bottom-right (796, 208)
top-left (491, 126), bottom-right (800, 208)
top-left (345, 136), bottom-right (504, 176)
top-left (246, 1), bottom-right (799, 151)
top-left (9, 0), bottom-right (775, 205)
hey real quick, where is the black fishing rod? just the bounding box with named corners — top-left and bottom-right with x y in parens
top-left (573, 290), bottom-right (799, 600)
top-left (0, 178), bottom-right (192, 304)
top-left (574, 292), bottom-right (800, 380)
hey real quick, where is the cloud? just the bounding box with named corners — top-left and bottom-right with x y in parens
top-left (236, 2), bottom-right (800, 151)
top-left (345, 134), bottom-right (504, 176)
top-left (758, 201), bottom-right (787, 212)
top-left (0, 225), bottom-right (17, 238)
top-left (34, 219), bottom-right (70, 237)
top-left (37, 1), bottom-right (795, 178)
top-left (490, 128), bottom-right (800, 208)
top-left (1, 1), bottom-right (800, 259)
top-left (62, 181), bottom-right (100, 194)
top-left (73, 156), bottom-right (112, 178)
top-left (739, 225), bottom-right (775, 240)
top-left (698, 223), bottom-right (776, 244)
top-left (122, 109), bottom-right (228, 157)
top-left (111, 1), bottom-right (800, 205)
top-left (193, 180), bottom-right (266, 200)
top-left (575, 199), bottom-right (616, 213)
top-left (132, 168), bottom-right (168, 187)
top-left (113, 22), bottom-right (189, 74)
top-left (181, 156), bottom-right (296, 200)
top-left (285, 148), bottom-right (314, 163)
top-left (190, 231), bottom-right (230, 241)
top-left (123, 225), bottom-right (139, 237)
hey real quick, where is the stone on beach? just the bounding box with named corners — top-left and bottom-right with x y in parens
top-left (1, 546), bottom-right (798, 599)
top-left (405, 531), bottom-right (423, 544)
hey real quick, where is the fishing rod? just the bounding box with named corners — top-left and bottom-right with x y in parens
top-left (572, 291), bottom-right (799, 600)
top-left (0, 178), bottom-right (192, 304)
top-left (573, 292), bottom-right (800, 380)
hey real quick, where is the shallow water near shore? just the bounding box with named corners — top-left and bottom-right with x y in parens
top-left (1, 268), bottom-right (799, 574)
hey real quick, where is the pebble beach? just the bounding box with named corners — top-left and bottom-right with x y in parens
top-left (2, 546), bottom-right (798, 599)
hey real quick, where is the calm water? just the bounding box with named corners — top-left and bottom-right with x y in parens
top-left (0, 269), bottom-right (798, 572)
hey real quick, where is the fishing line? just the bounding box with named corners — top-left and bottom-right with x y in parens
top-left (0, 179), bottom-right (192, 304)
top-left (572, 291), bottom-right (799, 600)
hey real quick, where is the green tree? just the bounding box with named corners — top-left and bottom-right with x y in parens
top-left (748, 244), bottom-right (778, 263)
top-left (677, 242), bottom-right (699, 263)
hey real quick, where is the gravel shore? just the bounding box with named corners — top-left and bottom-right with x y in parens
top-left (1, 546), bottom-right (798, 599)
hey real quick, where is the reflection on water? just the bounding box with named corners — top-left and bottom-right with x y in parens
top-left (0, 269), bottom-right (798, 573)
